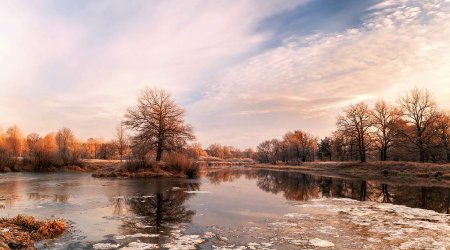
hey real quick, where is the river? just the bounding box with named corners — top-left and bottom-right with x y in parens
top-left (0, 167), bottom-right (449, 249)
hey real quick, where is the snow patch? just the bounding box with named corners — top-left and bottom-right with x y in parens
top-left (184, 191), bottom-right (211, 194)
top-left (114, 233), bottom-right (159, 240)
top-left (92, 243), bottom-right (120, 249)
top-left (309, 238), bottom-right (335, 247)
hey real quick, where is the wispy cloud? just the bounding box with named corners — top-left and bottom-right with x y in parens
top-left (0, 0), bottom-right (449, 149)
top-left (190, 0), bottom-right (450, 148)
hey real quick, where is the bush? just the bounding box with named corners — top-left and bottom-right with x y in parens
top-left (6, 214), bottom-right (67, 239)
top-left (0, 149), bottom-right (16, 172)
top-left (165, 153), bottom-right (200, 178)
top-left (126, 159), bottom-right (154, 172)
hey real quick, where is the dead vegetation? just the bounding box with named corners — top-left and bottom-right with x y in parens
top-left (0, 215), bottom-right (67, 249)
top-left (92, 153), bottom-right (202, 179)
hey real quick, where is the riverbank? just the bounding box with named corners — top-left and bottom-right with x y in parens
top-left (0, 215), bottom-right (67, 249)
top-left (0, 159), bottom-right (124, 173)
top-left (250, 161), bottom-right (450, 186)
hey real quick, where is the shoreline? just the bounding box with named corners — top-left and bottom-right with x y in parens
top-left (248, 161), bottom-right (450, 187)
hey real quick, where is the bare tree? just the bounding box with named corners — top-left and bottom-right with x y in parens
top-left (436, 112), bottom-right (450, 163)
top-left (26, 133), bottom-right (41, 156)
top-left (255, 139), bottom-right (281, 164)
top-left (398, 88), bottom-right (438, 162)
top-left (124, 88), bottom-right (195, 162)
top-left (55, 127), bottom-right (78, 165)
top-left (371, 101), bottom-right (401, 161)
top-left (5, 125), bottom-right (23, 157)
top-left (337, 102), bottom-right (373, 162)
top-left (115, 123), bottom-right (128, 162)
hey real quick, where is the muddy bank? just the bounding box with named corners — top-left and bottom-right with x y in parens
top-left (250, 161), bottom-right (450, 187)
top-left (0, 159), bottom-right (123, 174)
top-left (92, 166), bottom-right (188, 178)
top-left (92, 160), bottom-right (200, 179)
top-left (0, 215), bottom-right (67, 249)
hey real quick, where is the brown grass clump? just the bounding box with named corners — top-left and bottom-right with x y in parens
top-left (0, 215), bottom-right (67, 249)
top-left (165, 153), bottom-right (201, 178)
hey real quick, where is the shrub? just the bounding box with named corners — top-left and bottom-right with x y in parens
top-left (0, 149), bottom-right (16, 171)
top-left (126, 159), bottom-right (154, 172)
top-left (165, 153), bottom-right (200, 178)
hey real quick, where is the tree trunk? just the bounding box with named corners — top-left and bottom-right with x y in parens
top-left (360, 181), bottom-right (367, 201)
top-left (446, 148), bottom-right (450, 163)
top-left (156, 148), bottom-right (163, 161)
top-left (360, 146), bottom-right (366, 162)
top-left (419, 148), bottom-right (425, 162)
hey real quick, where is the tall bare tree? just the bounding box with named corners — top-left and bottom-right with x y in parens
top-left (398, 88), bottom-right (438, 162)
top-left (436, 112), bottom-right (450, 162)
top-left (124, 88), bottom-right (195, 161)
top-left (337, 102), bottom-right (373, 162)
top-left (371, 101), bottom-right (401, 161)
top-left (115, 123), bottom-right (128, 162)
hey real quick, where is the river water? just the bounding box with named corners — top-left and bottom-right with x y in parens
top-left (0, 167), bottom-right (449, 249)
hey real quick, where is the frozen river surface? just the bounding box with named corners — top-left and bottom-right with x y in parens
top-left (0, 168), bottom-right (448, 249)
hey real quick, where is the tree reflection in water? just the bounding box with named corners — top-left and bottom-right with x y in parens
top-left (110, 182), bottom-right (199, 244)
top-left (206, 168), bottom-right (450, 213)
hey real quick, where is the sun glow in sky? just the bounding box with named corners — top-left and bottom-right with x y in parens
top-left (1, 0), bottom-right (450, 148)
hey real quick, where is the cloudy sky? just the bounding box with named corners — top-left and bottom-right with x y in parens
top-left (1, 0), bottom-right (449, 149)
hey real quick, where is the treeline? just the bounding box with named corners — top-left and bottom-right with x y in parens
top-left (185, 143), bottom-right (254, 160)
top-left (0, 125), bottom-right (130, 171)
top-left (255, 88), bottom-right (450, 163)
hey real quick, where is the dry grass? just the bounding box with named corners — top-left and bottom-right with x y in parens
top-left (92, 153), bottom-right (201, 179)
top-left (165, 153), bottom-right (200, 178)
top-left (0, 215), bottom-right (67, 249)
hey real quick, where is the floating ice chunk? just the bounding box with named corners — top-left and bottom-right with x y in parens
top-left (93, 243), bottom-right (121, 249)
top-left (120, 242), bottom-right (158, 249)
top-left (203, 231), bottom-right (215, 239)
top-left (284, 213), bottom-right (310, 218)
top-left (309, 238), bottom-right (334, 247)
top-left (114, 233), bottom-right (159, 240)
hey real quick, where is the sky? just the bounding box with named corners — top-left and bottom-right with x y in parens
top-left (0, 0), bottom-right (449, 149)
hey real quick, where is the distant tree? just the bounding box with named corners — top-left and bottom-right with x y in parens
top-left (337, 102), bottom-right (373, 162)
top-left (87, 138), bottom-right (102, 159)
top-left (115, 123), bottom-right (129, 162)
top-left (243, 148), bottom-right (255, 159)
top-left (371, 101), bottom-right (401, 161)
top-left (255, 139), bottom-right (281, 164)
top-left (26, 133), bottom-right (41, 156)
top-left (186, 143), bottom-right (207, 159)
top-left (318, 137), bottom-right (332, 161)
top-left (206, 144), bottom-right (225, 159)
top-left (55, 127), bottom-right (79, 165)
top-left (398, 88), bottom-right (438, 162)
top-left (5, 125), bottom-right (23, 157)
top-left (283, 130), bottom-right (316, 162)
top-left (435, 112), bottom-right (450, 162)
top-left (98, 141), bottom-right (117, 160)
top-left (124, 88), bottom-right (195, 162)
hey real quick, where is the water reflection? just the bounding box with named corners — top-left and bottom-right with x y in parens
top-left (28, 193), bottom-right (70, 203)
top-left (108, 182), bottom-right (200, 245)
top-left (206, 168), bottom-right (450, 213)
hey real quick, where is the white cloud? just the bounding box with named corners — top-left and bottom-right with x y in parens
top-left (1, 0), bottom-right (449, 149)
top-left (190, 0), bottom-right (450, 148)
top-left (0, 0), bottom-right (306, 138)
